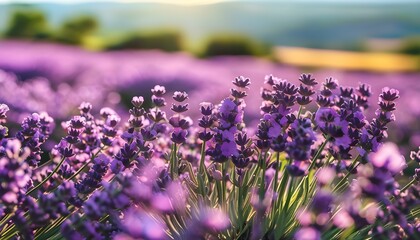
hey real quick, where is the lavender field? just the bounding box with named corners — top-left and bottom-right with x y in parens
top-left (1, 41), bottom-right (419, 150)
top-left (0, 38), bottom-right (419, 239)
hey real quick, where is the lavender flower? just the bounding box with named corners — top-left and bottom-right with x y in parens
top-left (0, 139), bottom-right (31, 207)
top-left (359, 87), bottom-right (400, 156)
top-left (286, 118), bottom-right (316, 176)
top-left (369, 142), bottom-right (406, 174)
top-left (0, 72), bottom-right (416, 240)
top-left (119, 209), bottom-right (167, 240)
top-left (207, 79), bottom-right (248, 163)
top-left (297, 73), bottom-right (317, 105)
top-left (183, 206), bottom-right (230, 239)
top-left (75, 154), bottom-right (110, 194)
top-left (0, 104), bottom-right (9, 123)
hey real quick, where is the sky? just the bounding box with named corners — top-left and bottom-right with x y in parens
top-left (0, 0), bottom-right (419, 4)
top-left (0, 0), bottom-right (235, 4)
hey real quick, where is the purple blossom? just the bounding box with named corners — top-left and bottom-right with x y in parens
top-left (314, 107), bottom-right (340, 129)
top-left (182, 206), bottom-right (230, 239)
top-left (218, 98), bottom-right (242, 129)
top-left (0, 139), bottom-right (31, 205)
top-left (369, 142), bottom-right (406, 174)
top-left (75, 154), bottom-right (110, 195)
top-left (120, 209), bottom-right (167, 240)
top-left (170, 128), bottom-right (187, 144)
top-left (286, 118), bottom-right (316, 162)
top-left (196, 207), bottom-right (230, 232)
top-left (151, 85), bottom-right (166, 97)
top-left (172, 91), bottom-right (188, 102)
top-left (220, 141), bottom-right (239, 157)
top-left (410, 146), bottom-right (420, 163)
top-left (295, 227), bottom-right (321, 240)
top-left (0, 104), bottom-right (9, 123)
top-left (232, 76), bottom-right (251, 89)
top-left (131, 96), bottom-right (144, 108)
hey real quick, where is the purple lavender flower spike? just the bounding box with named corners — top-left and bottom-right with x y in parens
top-left (295, 227), bottom-right (321, 240)
top-left (1, 139), bottom-right (31, 206)
top-left (75, 154), bottom-right (110, 194)
top-left (286, 161), bottom-right (307, 176)
top-left (152, 95), bottom-right (166, 107)
top-left (120, 209), bottom-right (167, 240)
top-left (173, 91), bottom-right (188, 102)
top-left (232, 76), bottom-right (251, 89)
top-left (200, 102), bottom-right (214, 116)
top-left (311, 190), bottom-right (334, 214)
top-left (380, 87), bottom-right (400, 102)
top-left (299, 73), bottom-right (318, 86)
top-left (171, 128), bottom-right (187, 144)
top-left (0, 104), bottom-right (9, 123)
top-left (171, 103), bottom-right (189, 113)
top-left (369, 142), bottom-right (406, 174)
top-left (78, 101), bottom-right (92, 114)
top-left (264, 75), bottom-right (280, 86)
top-left (410, 147), bottom-right (420, 163)
top-left (183, 206), bottom-right (230, 238)
top-left (197, 207), bottom-right (231, 233)
top-left (151, 85), bottom-right (166, 97)
top-left (131, 96), bottom-right (144, 108)
top-left (297, 73), bottom-right (317, 105)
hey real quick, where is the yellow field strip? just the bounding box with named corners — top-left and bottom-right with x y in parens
top-left (274, 47), bottom-right (420, 72)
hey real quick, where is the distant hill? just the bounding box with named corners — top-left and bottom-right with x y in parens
top-left (1, 1), bottom-right (419, 50)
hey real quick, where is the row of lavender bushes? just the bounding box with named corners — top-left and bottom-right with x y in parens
top-left (1, 41), bottom-right (420, 153)
top-left (0, 73), bottom-right (419, 239)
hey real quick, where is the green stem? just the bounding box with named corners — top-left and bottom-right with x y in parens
top-left (170, 143), bottom-right (178, 180)
top-left (214, 163), bottom-right (228, 210)
top-left (222, 162), bottom-right (227, 207)
top-left (34, 159), bottom-right (53, 171)
top-left (259, 151), bottom-right (268, 201)
top-left (26, 156), bottom-right (66, 196)
top-left (0, 224), bottom-right (17, 239)
top-left (216, 169), bottom-right (224, 207)
top-left (273, 152), bottom-right (281, 193)
top-left (282, 177), bottom-right (293, 210)
top-left (269, 152), bottom-right (281, 226)
top-left (287, 137), bottom-right (329, 201)
top-left (399, 178), bottom-right (416, 193)
top-left (297, 106), bottom-right (303, 119)
top-left (199, 141), bottom-right (207, 177)
top-left (308, 137), bottom-right (329, 172)
top-left (0, 214), bottom-right (12, 229)
top-left (40, 147), bottom-right (106, 196)
top-left (333, 155), bottom-right (360, 193)
top-left (197, 141), bottom-right (208, 198)
top-left (238, 180), bottom-right (243, 231)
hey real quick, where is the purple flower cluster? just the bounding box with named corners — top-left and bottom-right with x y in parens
top-left (206, 76), bottom-right (249, 163)
top-left (296, 190), bottom-right (334, 239)
top-left (169, 91), bottom-right (191, 144)
top-left (286, 118), bottom-right (317, 176)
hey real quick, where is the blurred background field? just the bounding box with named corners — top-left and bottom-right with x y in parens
top-left (0, 0), bottom-right (420, 153)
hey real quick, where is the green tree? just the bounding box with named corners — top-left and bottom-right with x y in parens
top-left (400, 36), bottom-right (420, 55)
top-left (106, 29), bottom-right (183, 52)
top-left (4, 10), bottom-right (49, 39)
top-left (55, 15), bottom-right (98, 45)
top-left (202, 34), bottom-right (269, 57)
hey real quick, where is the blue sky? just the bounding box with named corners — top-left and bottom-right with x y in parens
top-left (0, 0), bottom-right (419, 4)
